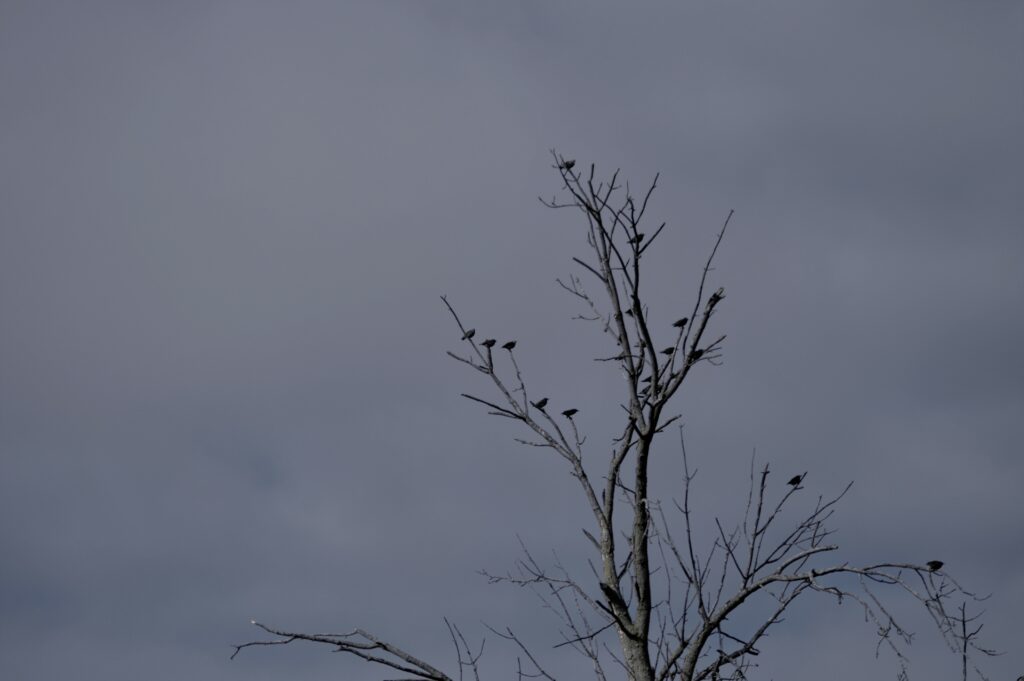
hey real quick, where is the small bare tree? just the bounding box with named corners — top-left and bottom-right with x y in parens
top-left (233, 153), bottom-right (995, 681)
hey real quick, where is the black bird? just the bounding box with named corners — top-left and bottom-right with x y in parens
top-left (689, 348), bottom-right (705, 361)
top-left (662, 347), bottom-right (675, 356)
top-left (531, 398), bottom-right (549, 410)
top-left (502, 340), bottom-right (517, 351)
top-left (628, 233), bottom-right (645, 245)
top-left (481, 339), bottom-right (496, 348)
top-left (461, 328), bottom-right (476, 340)
top-left (562, 408), bottom-right (578, 418)
top-left (672, 317), bottom-right (688, 329)
top-left (561, 159), bottom-right (576, 170)
top-left (926, 560), bottom-right (944, 572)
top-left (787, 474), bottom-right (804, 487)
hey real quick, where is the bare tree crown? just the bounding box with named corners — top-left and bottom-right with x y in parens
top-left (234, 152), bottom-right (996, 681)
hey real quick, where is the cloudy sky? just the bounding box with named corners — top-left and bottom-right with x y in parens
top-left (2, 3), bottom-right (1022, 680)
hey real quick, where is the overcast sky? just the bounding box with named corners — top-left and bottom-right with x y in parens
top-left (1, 3), bottom-right (1022, 681)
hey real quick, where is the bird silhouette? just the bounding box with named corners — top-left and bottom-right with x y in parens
top-left (502, 340), bottom-right (517, 351)
top-left (662, 347), bottom-right (675, 356)
top-left (481, 339), bottom-right (496, 348)
top-left (531, 398), bottom-right (549, 410)
top-left (562, 408), bottom-right (578, 418)
top-left (562, 159), bottom-right (576, 170)
top-left (787, 474), bottom-right (804, 486)
top-left (628, 233), bottom-right (645, 245)
top-left (672, 317), bottom-right (688, 328)
top-left (462, 328), bottom-right (476, 340)
top-left (926, 560), bottom-right (944, 572)
top-left (689, 348), bottom-right (704, 361)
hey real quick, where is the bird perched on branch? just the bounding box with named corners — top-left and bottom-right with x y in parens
top-left (502, 340), bottom-right (517, 351)
top-left (628, 233), bottom-right (645, 245)
top-left (561, 159), bottom-right (576, 170)
top-left (787, 474), bottom-right (804, 487)
top-left (672, 317), bottom-right (688, 329)
top-left (926, 560), bottom-right (944, 572)
top-left (562, 408), bottom-right (578, 418)
top-left (461, 328), bottom-right (476, 340)
top-left (481, 338), bottom-right (496, 348)
top-left (661, 347), bottom-right (675, 356)
top-left (689, 348), bottom-right (704, 362)
top-left (531, 398), bottom-right (548, 410)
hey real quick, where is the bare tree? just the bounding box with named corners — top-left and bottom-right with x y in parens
top-left (233, 152), bottom-right (995, 681)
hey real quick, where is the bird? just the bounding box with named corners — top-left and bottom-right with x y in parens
top-left (628, 233), bottom-right (645, 245)
top-left (531, 398), bottom-right (549, 410)
top-left (672, 317), bottom-right (688, 328)
top-left (689, 348), bottom-right (705, 361)
top-left (461, 328), bottom-right (476, 340)
top-left (787, 474), bottom-right (804, 487)
top-left (481, 339), bottom-right (496, 348)
top-left (926, 560), bottom-right (944, 572)
top-left (561, 159), bottom-right (576, 170)
top-left (561, 408), bottom-right (578, 418)
top-left (502, 340), bottom-right (517, 351)
top-left (662, 347), bottom-right (675, 356)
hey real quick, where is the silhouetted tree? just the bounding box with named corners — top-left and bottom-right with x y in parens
top-left (233, 152), bottom-right (995, 681)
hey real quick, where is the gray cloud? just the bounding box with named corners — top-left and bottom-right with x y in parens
top-left (1, 3), bottom-right (1022, 680)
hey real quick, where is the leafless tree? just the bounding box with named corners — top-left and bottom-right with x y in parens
top-left (233, 152), bottom-right (996, 681)
top-left (952, 602), bottom-right (999, 681)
